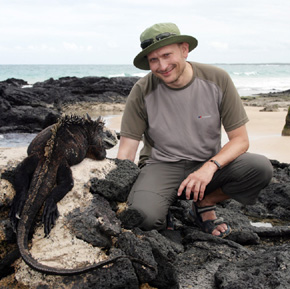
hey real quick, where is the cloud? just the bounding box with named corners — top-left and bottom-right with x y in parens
top-left (27, 44), bottom-right (57, 52)
top-left (62, 42), bottom-right (93, 52)
top-left (0, 0), bottom-right (290, 64)
top-left (209, 42), bottom-right (229, 51)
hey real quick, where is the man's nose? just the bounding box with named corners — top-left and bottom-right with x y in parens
top-left (159, 59), bottom-right (168, 71)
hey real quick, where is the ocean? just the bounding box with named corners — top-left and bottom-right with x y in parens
top-left (1, 63), bottom-right (290, 96)
top-left (0, 63), bottom-right (290, 147)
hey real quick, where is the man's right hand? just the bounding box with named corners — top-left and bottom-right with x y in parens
top-left (177, 161), bottom-right (217, 201)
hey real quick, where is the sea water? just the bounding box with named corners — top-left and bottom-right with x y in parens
top-left (1, 63), bottom-right (290, 147)
top-left (217, 63), bottom-right (290, 96)
top-left (1, 63), bottom-right (290, 96)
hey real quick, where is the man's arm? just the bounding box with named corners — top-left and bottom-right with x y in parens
top-left (117, 136), bottom-right (140, 163)
top-left (213, 124), bottom-right (249, 168)
top-left (177, 124), bottom-right (249, 201)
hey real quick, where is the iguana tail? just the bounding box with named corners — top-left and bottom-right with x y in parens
top-left (18, 236), bottom-right (155, 275)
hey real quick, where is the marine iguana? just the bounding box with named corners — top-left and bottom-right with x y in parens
top-left (9, 115), bottom-right (155, 275)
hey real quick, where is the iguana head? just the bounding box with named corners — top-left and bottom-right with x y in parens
top-left (86, 115), bottom-right (118, 160)
top-left (103, 127), bottom-right (118, 149)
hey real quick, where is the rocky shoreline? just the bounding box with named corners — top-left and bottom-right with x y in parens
top-left (0, 76), bottom-right (138, 133)
top-left (0, 76), bottom-right (290, 288)
top-left (242, 89), bottom-right (290, 111)
top-left (1, 76), bottom-right (290, 134)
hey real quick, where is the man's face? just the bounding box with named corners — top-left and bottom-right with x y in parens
top-left (147, 43), bottom-right (189, 88)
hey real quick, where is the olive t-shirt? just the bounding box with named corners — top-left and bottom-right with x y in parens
top-left (120, 62), bottom-right (248, 166)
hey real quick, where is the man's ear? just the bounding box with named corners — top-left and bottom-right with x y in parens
top-left (180, 42), bottom-right (189, 58)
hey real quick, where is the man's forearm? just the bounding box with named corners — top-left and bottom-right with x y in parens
top-left (117, 136), bottom-right (140, 162)
top-left (210, 125), bottom-right (249, 169)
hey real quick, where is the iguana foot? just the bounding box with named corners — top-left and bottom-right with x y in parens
top-left (9, 194), bottom-right (26, 232)
top-left (42, 198), bottom-right (59, 236)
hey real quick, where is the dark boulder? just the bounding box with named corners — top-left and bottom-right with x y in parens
top-left (90, 158), bottom-right (140, 202)
top-left (215, 244), bottom-right (290, 289)
top-left (0, 76), bottom-right (139, 133)
top-left (66, 194), bottom-right (122, 248)
top-left (282, 106), bottom-right (290, 136)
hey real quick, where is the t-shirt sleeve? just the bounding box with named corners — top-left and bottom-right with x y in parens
top-left (220, 72), bottom-right (249, 132)
top-left (120, 82), bottom-right (148, 141)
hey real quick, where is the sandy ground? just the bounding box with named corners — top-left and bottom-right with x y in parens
top-left (244, 106), bottom-right (289, 162)
top-left (0, 106), bottom-right (289, 167)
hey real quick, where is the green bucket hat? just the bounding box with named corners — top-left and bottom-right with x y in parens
top-left (133, 22), bottom-right (198, 70)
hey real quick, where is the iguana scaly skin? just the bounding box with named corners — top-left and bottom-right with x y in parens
top-left (10, 115), bottom-right (155, 275)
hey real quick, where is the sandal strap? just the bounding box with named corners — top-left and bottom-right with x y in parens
top-left (196, 205), bottom-right (216, 214)
top-left (188, 205), bottom-right (217, 223)
top-left (188, 205), bottom-right (231, 238)
top-left (212, 217), bottom-right (225, 226)
top-left (202, 218), bottom-right (227, 234)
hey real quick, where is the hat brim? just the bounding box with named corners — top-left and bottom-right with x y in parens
top-left (133, 35), bottom-right (198, 70)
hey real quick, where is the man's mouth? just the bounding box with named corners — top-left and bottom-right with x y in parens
top-left (159, 66), bottom-right (174, 77)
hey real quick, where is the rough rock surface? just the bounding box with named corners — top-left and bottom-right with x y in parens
top-left (0, 157), bottom-right (290, 288)
top-left (90, 158), bottom-right (140, 202)
top-left (242, 89), bottom-right (290, 108)
top-left (0, 77), bottom-right (139, 133)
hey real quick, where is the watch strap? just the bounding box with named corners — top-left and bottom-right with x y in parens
top-left (210, 159), bottom-right (221, 170)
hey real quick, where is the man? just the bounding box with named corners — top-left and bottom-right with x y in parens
top-left (117, 22), bottom-right (273, 237)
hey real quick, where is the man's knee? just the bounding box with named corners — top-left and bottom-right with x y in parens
top-left (222, 153), bottom-right (273, 205)
top-left (126, 203), bottom-right (167, 231)
top-left (140, 211), bottom-right (167, 231)
top-left (127, 188), bottom-right (172, 231)
top-left (248, 153), bottom-right (273, 187)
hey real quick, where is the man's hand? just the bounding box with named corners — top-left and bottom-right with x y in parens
top-left (177, 125), bottom-right (249, 201)
top-left (177, 162), bottom-right (217, 201)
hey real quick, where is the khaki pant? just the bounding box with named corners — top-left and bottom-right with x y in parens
top-left (127, 153), bottom-right (273, 230)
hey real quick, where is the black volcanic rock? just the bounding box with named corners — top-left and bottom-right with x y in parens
top-left (0, 76), bottom-right (139, 133)
top-left (282, 106), bottom-right (290, 136)
top-left (1, 157), bottom-right (290, 287)
top-left (90, 159), bottom-right (140, 202)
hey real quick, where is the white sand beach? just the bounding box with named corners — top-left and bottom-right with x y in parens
top-left (245, 106), bottom-right (289, 162)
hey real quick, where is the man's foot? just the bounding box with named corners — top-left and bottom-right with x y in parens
top-left (188, 202), bottom-right (231, 238)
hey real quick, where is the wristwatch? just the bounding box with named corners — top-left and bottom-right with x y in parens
top-left (209, 159), bottom-right (221, 170)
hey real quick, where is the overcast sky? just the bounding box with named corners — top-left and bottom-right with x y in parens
top-left (0, 0), bottom-right (289, 65)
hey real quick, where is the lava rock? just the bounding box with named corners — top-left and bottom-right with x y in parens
top-left (282, 106), bottom-right (290, 136)
top-left (66, 194), bottom-right (121, 248)
top-left (90, 159), bottom-right (140, 202)
top-left (0, 76), bottom-right (139, 133)
top-left (215, 244), bottom-right (290, 289)
top-left (1, 158), bottom-right (290, 288)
